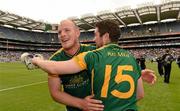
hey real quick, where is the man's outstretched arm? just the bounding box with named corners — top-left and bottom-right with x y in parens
top-left (32, 57), bottom-right (83, 75)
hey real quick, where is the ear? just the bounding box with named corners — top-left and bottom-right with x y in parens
top-left (103, 33), bottom-right (110, 44)
top-left (76, 28), bottom-right (80, 38)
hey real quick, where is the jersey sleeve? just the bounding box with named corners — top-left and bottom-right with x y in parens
top-left (73, 52), bottom-right (88, 70)
top-left (72, 51), bottom-right (95, 71)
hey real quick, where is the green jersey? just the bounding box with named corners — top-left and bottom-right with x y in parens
top-left (50, 44), bottom-right (96, 111)
top-left (73, 44), bottom-right (141, 111)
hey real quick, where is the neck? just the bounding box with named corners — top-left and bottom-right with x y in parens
top-left (104, 41), bottom-right (117, 45)
top-left (64, 43), bottom-right (80, 56)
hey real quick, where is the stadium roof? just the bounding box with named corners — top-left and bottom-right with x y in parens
top-left (0, 0), bottom-right (180, 32)
top-left (0, 10), bottom-right (46, 31)
top-left (71, 1), bottom-right (180, 31)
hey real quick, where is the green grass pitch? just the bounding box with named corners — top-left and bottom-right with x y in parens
top-left (0, 61), bottom-right (179, 111)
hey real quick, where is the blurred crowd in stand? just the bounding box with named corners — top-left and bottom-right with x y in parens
top-left (0, 50), bottom-right (52, 62)
top-left (129, 48), bottom-right (180, 60)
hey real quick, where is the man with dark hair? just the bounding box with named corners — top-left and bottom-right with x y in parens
top-left (31, 19), bottom-right (145, 111)
top-left (162, 50), bottom-right (174, 83)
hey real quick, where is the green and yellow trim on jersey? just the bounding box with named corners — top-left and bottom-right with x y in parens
top-left (72, 52), bottom-right (88, 70)
top-left (91, 69), bottom-right (95, 95)
top-left (80, 44), bottom-right (93, 47)
top-left (49, 48), bottom-right (64, 60)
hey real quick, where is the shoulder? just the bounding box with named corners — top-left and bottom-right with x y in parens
top-left (49, 48), bottom-right (64, 60)
top-left (83, 46), bottom-right (106, 59)
top-left (92, 45), bottom-right (107, 52)
top-left (80, 44), bottom-right (93, 47)
top-left (80, 44), bottom-right (96, 51)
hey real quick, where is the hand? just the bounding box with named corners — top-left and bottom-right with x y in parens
top-left (34, 54), bottom-right (44, 60)
top-left (20, 52), bottom-right (37, 70)
top-left (20, 53), bottom-right (43, 70)
top-left (82, 95), bottom-right (104, 111)
top-left (141, 69), bottom-right (156, 85)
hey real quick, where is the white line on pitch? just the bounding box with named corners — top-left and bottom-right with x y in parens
top-left (0, 81), bottom-right (47, 92)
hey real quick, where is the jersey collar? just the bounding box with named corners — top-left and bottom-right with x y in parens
top-left (64, 46), bottom-right (81, 57)
top-left (105, 43), bottom-right (119, 48)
